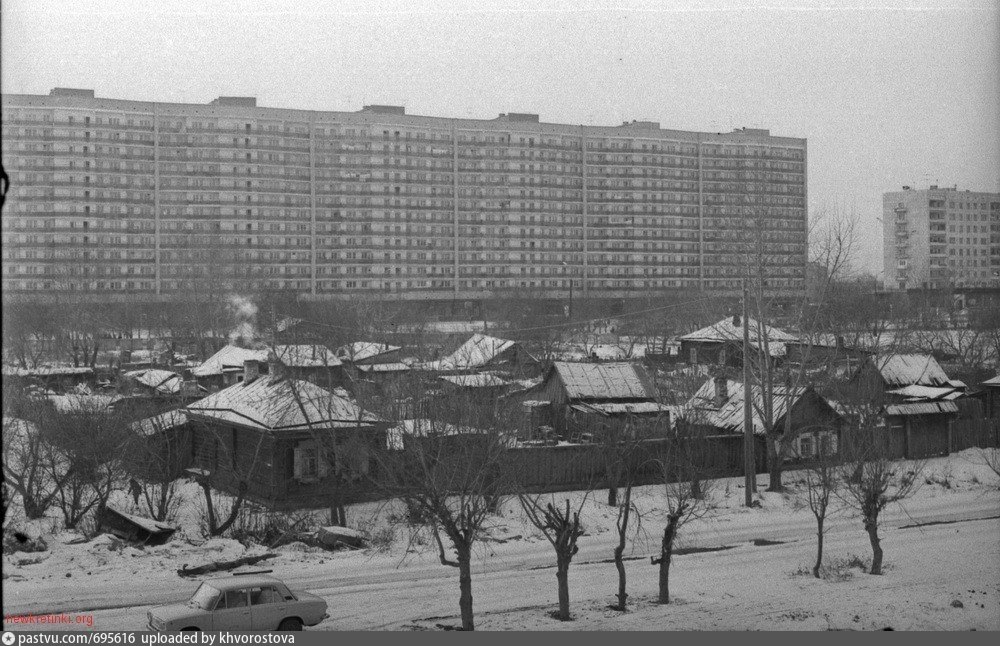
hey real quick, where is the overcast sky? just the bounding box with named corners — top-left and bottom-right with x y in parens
top-left (4, 0), bottom-right (998, 276)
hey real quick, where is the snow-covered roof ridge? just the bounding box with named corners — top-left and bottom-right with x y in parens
top-left (335, 341), bottom-right (402, 363)
top-left (419, 333), bottom-right (524, 371)
top-left (124, 368), bottom-right (182, 394)
top-left (190, 345), bottom-right (269, 377)
top-left (679, 317), bottom-right (799, 344)
top-left (874, 353), bottom-right (950, 387)
top-left (185, 376), bottom-right (381, 432)
top-left (131, 409), bottom-right (189, 436)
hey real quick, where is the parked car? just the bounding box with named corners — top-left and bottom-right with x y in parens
top-left (147, 574), bottom-right (328, 631)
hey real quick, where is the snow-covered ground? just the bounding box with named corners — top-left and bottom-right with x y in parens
top-left (3, 450), bottom-right (999, 630)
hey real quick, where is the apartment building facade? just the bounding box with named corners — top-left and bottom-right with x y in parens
top-left (2, 88), bottom-right (808, 303)
top-left (883, 186), bottom-right (1000, 291)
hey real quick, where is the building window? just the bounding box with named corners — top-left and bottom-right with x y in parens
top-left (293, 440), bottom-right (326, 482)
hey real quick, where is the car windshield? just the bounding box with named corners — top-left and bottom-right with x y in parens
top-left (189, 583), bottom-right (221, 610)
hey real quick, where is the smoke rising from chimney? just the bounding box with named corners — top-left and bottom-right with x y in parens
top-left (226, 294), bottom-right (258, 346)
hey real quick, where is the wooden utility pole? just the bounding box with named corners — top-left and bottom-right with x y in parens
top-left (742, 277), bottom-right (756, 507)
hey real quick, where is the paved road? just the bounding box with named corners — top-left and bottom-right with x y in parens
top-left (4, 493), bottom-right (997, 630)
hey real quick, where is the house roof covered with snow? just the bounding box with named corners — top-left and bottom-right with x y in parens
top-left (47, 393), bottom-right (122, 413)
top-left (130, 409), bottom-right (189, 436)
top-left (982, 375), bottom-right (1000, 387)
top-left (872, 354), bottom-right (950, 387)
top-left (124, 369), bottom-right (182, 395)
top-left (271, 344), bottom-right (341, 368)
top-left (569, 401), bottom-right (672, 416)
top-left (190, 345), bottom-right (269, 377)
top-left (552, 362), bottom-right (656, 401)
top-left (335, 342), bottom-right (402, 363)
top-left (2, 365), bottom-right (94, 377)
top-left (680, 317), bottom-right (799, 345)
top-left (419, 334), bottom-right (526, 371)
top-left (356, 362), bottom-right (411, 373)
top-left (677, 378), bottom-right (829, 436)
top-left (439, 373), bottom-right (513, 389)
top-left (185, 376), bottom-right (381, 432)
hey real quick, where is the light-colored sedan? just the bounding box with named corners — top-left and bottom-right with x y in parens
top-left (147, 574), bottom-right (328, 631)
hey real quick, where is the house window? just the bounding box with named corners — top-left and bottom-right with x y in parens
top-left (689, 347), bottom-right (697, 364)
top-left (797, 435), bottom-right (815, 458)
top-left (293, 440), bottom-right (327, 482)
top-left (819, 433), bottom-right (838, 457)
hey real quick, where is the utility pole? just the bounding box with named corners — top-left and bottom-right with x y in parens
top-left (742, 276), bottom-right (756, 507)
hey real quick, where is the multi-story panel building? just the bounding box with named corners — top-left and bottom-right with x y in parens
top-left (883, 186), bottom-right (1000, 290)
top-left (2, 88), bottom-right (808, 302)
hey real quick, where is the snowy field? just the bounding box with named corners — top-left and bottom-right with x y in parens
top-left (3, 450), bottom-right (998, 631)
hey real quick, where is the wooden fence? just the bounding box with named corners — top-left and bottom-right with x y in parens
top-left (949, 417), bottom-right (1000, 453)
top-left (500, 434), bottom-right (768, 493)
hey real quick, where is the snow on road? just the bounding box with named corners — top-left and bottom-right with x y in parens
top-left (3, 450), bottom-right (999, 630)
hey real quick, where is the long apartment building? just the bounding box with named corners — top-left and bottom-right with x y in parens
top-left (883, 186), bottom-right (1000, 291)
top-left (1, 88), bottom-right (808, 302)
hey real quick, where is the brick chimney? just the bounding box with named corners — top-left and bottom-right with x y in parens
top-left (732, 314), bottom-right (741, 327)
top-left (243, 359), bottom-right (260, 383)
top-left (267, 351), bottom-right (285, 380)
top-left (713, 376), bottom-right (729, 408)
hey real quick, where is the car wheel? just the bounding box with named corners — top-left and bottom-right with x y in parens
top-left (278, 618), bottom-right (303, 631)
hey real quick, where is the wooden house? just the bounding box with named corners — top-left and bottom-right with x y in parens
top-left (511, 362), bottom-right (670, 442)
top-left (184, 364), bottom-right (387, 510)
top-left (676, 377), bottom-right (844, 461)
top-left (416, 334), bottom-right (540, 378)
top-left (678, 316), bottom-right (798, 368)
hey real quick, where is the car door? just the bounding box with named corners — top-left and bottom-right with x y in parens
top-left (249, 586), bottom-right (285, 631)
top-left (212, 589), bottom-right (252, 631)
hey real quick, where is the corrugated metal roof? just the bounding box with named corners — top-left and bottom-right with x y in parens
top-left (335, 342), bottom-right (402, 363)
top-left (420, 334), bottom-right (520, 371)
top-left (874, 354), bottom-right (950, 387)
top-left (553, 362), bottom-right (655, 400)
top-left (190, 345), bottom-right (269, 377)
top-left (440, 373), bottom-right (512, 388)
top-left (677, 378), bottom-right (815, 436)
top-left (679, 317), bottom-right (799, 344)
top-left (272, 345), bottom-right (341, 368)
top-left (884, 401), bottom-right (959, 416)
top-left (131, 409), bottom-right (188, 436)
top-left (125, 369), bottom-right (182, 394)
top-left (186, 376), bottom-right (381, 432)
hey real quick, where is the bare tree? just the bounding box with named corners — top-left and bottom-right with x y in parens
top-left (45, 406), bottom-right (132, 530)
top-left (518, 495), bottom-right (588, 621)
top-left (2, 415), bottom-right (65, 519)
top-left (798, 430), bottom-right (841, 578)
top-left (371, 381), bottom-right (514, 631)
top-left (125, 412), bottom-right (188, 522)
top-left (838, 429), bottom-right (923, 575)
top-left (191, 421), bottom-right (268, 538)
top-left (601, 420), bottom-right (655, 611)
top-left (650, 425), bottom-right (714, 604)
